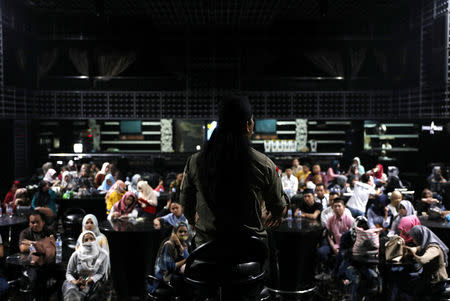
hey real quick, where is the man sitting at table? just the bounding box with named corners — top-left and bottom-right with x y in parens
top-left (320, 192), bottom-right (352, 227)
top-left (154, 202), bottom-right (188, 229)
top-left (317, 198), bottom-right (354, 279)
top-left (295, 189), bottom-right (322, 220)
top-left (281, 168), bottom-right (298, 200)
top-left (19, 211), bottom-right (55, 300)
top-left (315, 183), bottom-right (329, 209)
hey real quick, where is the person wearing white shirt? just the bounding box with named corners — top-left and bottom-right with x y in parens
top-left (346, 174), bottom-right (377, 218)
top-left (282, 168), bottom-right (298, 199)
top-left (320, 193), bottom-right (352, 227)
top-left (314, 183), bottom-right (329, 209)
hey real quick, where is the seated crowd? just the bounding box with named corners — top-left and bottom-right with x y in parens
top-left (0, 157), bottom-right (448, 300)
top-left (282, 157), bottom-right (449, 300)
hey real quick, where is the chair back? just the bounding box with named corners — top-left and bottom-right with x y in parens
top-left (184, 235), bottom-right (267, 287)
top-left (63, 208), bottom-right (86, 236)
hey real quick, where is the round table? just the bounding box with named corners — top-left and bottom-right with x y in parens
top-left (267, 218), bottom-right (324, 295)
top-left (0, 215), bottom-right (28, 227)
top-left (99, 218), bottom-right (162, 299)
top-left (0, 215), bottom-right (28, 251)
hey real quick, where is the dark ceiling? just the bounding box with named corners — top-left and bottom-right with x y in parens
top-left (22, 0), bottom-right (411, 26)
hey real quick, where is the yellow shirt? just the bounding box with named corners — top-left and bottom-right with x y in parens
top-left (296, 170), bottom-right (311, 190)
top-left (106, 190), bottom-right (124, 214)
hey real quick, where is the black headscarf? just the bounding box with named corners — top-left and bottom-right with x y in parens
top-left (34, 180), bottom-right (50, 207)
top-left (370, 193), bottom-right (390, 216)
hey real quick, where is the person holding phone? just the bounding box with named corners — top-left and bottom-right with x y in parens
top-left (63, 231), bottom-right (109, 300)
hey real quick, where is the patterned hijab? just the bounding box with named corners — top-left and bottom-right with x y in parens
top-left (113, 191), bottom-right (137, 216)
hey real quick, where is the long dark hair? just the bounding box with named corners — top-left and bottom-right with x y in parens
top-left (197, 95), bottom-right (253, 234)
top-left (34, 180), bottom-right (50, 207)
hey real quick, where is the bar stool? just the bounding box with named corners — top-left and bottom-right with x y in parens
top-left (184, 235), bottom-right (267, 301)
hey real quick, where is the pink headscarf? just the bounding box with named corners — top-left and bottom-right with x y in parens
top-left (398, 215), bottom-right (421, 243)
top-left (105, 180), bottom-right (126, 200)
top-left (113, 191), bottom-right (137, 216)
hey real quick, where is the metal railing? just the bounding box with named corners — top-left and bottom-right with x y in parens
top-left (0, 86), bottom-right (448, 120)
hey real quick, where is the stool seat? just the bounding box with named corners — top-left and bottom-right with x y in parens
top-left (184, 235), bottom-right (267, 290)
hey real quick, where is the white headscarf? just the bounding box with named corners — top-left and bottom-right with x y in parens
top-left (81, 214), bottom-right (101, 236)
top-left (76, 231), bottom-right (108, 273)
top-left (137, 181), bottom-right (158, 206)
top-left (61, 171), bottom-right (72, 187)
top-left (399, 200), bottom-right (415, 216)
top-left (98, 162), bottom-right (110, 175)
top-left (43, 169), bottom-right (57, 183)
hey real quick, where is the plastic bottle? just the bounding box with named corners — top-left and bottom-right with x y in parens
top-left (56, 234), bottom-right (63, 263)
top-left (6, 204), bottom-right (12, 217)
top-left (286, 208), bottom-right (293, 221)
top-left (0, 206), bottom-right (3, 217)
top-left (29, 243), bottom-right (35, 254)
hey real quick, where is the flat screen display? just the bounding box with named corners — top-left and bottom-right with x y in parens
top-left (120, 121), bottom-right (142, 134)
top-left (255, 119), bottom-right (277, 133)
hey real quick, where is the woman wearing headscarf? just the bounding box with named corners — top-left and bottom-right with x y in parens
top-left (137, 181), bottom-right (158, 219)
top-left (327, 160), bottom-right (342, 181)
top-left (398, 215), bottom-right (421, 245)
top-left (31, 180), bottom-right (57, 218)
top-left (129, 174), bottom-right (141, 195)
top-left (94, 163), bottom-right (110, 189)
top-left (148, 222), bottom-right (190, 295)
top-left (107, 191), bottom-right (138, 221)
top-left (402, 225), bottom-right (449, 298)
top-left (105, 180), bottom-right (126, 214)
top-left (389, 200), bottom-right (416, 236)
top-left (97, 174), bottom-right (115, 192)
top-left (43, 168), bottom-right (57, 184)
top-left (3, 180), bottom-right (19, 210)
top-left (62, 231), bottom-right (109, 301)
top-left (347, 157), bottom-right (365, 176)
top-left (60, 171), bottom-right (75, 192)
top-left (371, 163), bottom-right (387, 185)
top-left (367, 194), bottom-right (392, 229)
top-left (76, 214), bottom-right (109, 255)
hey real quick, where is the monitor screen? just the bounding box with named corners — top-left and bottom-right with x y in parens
top-left (255, 119), bottom-right (277, 133)
top-left (120, 121), bottom-right (142, 134)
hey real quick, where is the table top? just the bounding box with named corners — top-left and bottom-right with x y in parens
top-left (0, 215), bottom-right (28, 227)
top-left (271, 218), bottom-right (324, 234)
top-left (6, 252), bottom-right (68, 267)
top-left (99, 218), bottom-right (159, 233)
top-left (419, 215), bottom-right (450, 229)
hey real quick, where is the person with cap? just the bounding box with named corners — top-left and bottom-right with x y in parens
top-left (180, 95), bottom-right (287, 245)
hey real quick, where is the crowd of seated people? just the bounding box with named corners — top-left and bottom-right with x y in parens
top-left (1, 157), bottom-right (449, 300)
top-left (280, 158), bottom-right (450, 300)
